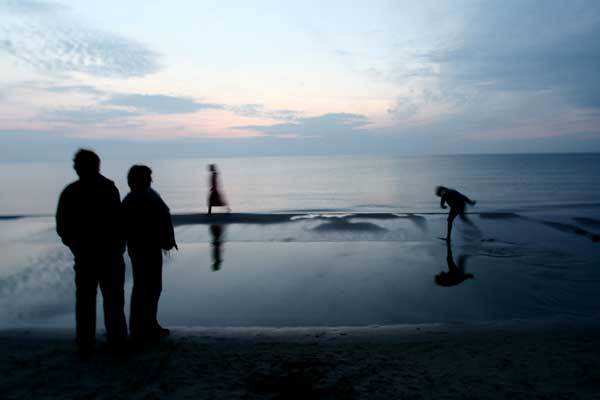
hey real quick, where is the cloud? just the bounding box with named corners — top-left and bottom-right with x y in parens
top-left (426, 0), bottom-right (600, 109)
top-left (228, 104), bottom-right (299, 121)
top-left (0, 0), bottom-right (160, 78)
top-left (0, 0), bottom-right (64, 14)
top-left (237, 113), bottom-right (369, 137)
top-left (46, 108), bottom-right (139, 125)
top-left (45, 84), bottom-right (104, 95)
top-left (104, 94), bottom-right (223, 114)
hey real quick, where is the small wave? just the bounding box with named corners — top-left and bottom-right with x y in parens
top-left (290, 213), bottom-right (354, 221)
top-left (478, 212), bottom-right (523, 220)
top-left (312, 220), bottom-right (387, 233)
top-left (572, 217), bottom-right (600, 229)
top-left (538, 220), bottom-right (600, 242)
top-left (0, 215), bottom-right (25, 220)
top-left (512, 202), bottom-right (600, 212)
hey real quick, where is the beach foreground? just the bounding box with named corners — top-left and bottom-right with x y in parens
top-left (2, 320), bottom-right (600, 399)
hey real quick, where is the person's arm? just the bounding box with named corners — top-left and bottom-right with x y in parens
top-left (111, 185), bottom-right (126, 255)
top-left (462, 193), bottom-right (476, 206)
top-left (440, 195), bottom-right (447, 209)
top-left (56, 189), bottom-right (75, 249)
top-left (158, 196), bottom-right (178, 251)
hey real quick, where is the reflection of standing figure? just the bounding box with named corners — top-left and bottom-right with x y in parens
top-left (435, 241), bottom-right (474, 287)
top-left (207, 164), bottom-right (230, 215)
top-left (210, 224), bottom-right (224, 271)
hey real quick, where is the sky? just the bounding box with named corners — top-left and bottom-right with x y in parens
top-left (1, 0), bottom-right (600, 161)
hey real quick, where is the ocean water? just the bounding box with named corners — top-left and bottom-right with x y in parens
top-left (1, 154), bottom-right (599, 216)
top-left (1, 154), bottom-right (600, 328)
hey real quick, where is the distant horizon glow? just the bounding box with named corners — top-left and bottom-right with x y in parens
top-left (1, 0), bottom-right (600, 160)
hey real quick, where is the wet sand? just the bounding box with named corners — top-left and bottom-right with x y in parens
top-left (3, 212), bottom-right (600, 328)
top-left (2, 319), bottom-right (600, 399)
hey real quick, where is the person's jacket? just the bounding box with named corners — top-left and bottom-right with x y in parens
top-left (56, 174), bottom-right (125, 259)
top-left (122, 188), bottom-right (177, 254)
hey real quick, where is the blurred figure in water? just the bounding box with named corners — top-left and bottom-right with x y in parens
top-left (210, 224), bottom-right (224, 271)
top-left (436, 186), bottom-right (477, 242)
top-left (435, 242), bottom-right (474, 287)
top-left (207, 164), bottom-right (230, 215)
top-left (56, 149), bottom-right (128, 355)
top-left (122, 165), bottom-right (177, 342)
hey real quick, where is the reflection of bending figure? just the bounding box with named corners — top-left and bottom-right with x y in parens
top-left (210, 224), bottom-right (224, 271)
top-left (435, 242), bottom-right (474, 287)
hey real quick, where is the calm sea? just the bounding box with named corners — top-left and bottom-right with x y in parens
top-left (0, 154), bottom-right (599, 216)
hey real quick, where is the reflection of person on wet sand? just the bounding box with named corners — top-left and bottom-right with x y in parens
top-left (436, 186), bottom-right (476, 242)
top-left (210, 224), bottom-right (224, 271)
top-left (207, 164), bottom-right (231, 215)
top-left (435, 242), bottom-right (474, 287)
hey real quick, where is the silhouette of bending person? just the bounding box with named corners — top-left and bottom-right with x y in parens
top-left (122, 165), bottom-right (177, 341)
top-left (207, 164), bottom-right (230, 215)
top-left (435, 242), bottom-right (474, 287)
top-left (56, 149), bottom-right (128, 355)
top-left (436, 186), bottom-right (476, 242)
top-left (210, 224), bottom-right (224, 271)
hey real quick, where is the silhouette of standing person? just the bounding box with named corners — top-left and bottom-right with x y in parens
top-left (435, 186), bottom-right (476, 242)
top-left (207, 164), bottom-right (230, 215)
top-left (122, 165), bottom-right (177, 342)
top-left (435, 241), bottom-right (474, 287)
top-left (56, 149), bottom-right (128, 355)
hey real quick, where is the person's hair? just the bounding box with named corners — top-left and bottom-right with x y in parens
top-left (128, 165), bottom-right (152, 191)
top-left (208, 164), bottom-right (216, 172)
top-left (73, 149), bottom-right (100, 178)
top-left (435, 186), bottom-right (447, 197)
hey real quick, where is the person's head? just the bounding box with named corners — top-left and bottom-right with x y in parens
top-left (127, 165), bottom-right (152, 192)
top-left (435, 186), bottom-right (447, 197)
top-left (208, 164), bottom-right (216, 172)
top-left (73, 149), bottom-right (100, 179)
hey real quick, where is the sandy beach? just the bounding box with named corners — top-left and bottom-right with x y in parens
top-left (2, 319), bottom-right (600, 399)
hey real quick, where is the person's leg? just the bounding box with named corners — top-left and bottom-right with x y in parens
top-left (130, 250), bottom-right (166, 339)
top-left (130, 251), bottom-right (163, 340)
top-left (459, 211), bottom-right (479, 230)
top-left (99, 256), bottom-right (128, 347)
top-left (447, 208), bottom-right (459, 241)
top-left (129, 254), bottom-right (144, 340)
top-left (74, 262), bottom-right (98, 353)
top-left (208, 204), bottom-right (212, 215)
top-left (146, 249), bottom-right (166, 335)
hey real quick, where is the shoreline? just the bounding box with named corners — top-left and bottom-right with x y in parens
top-left (4, 315), bottom-right (600, 337)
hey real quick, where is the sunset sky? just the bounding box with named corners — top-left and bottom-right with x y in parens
top-left (1, 0), bottom-right (600, 160)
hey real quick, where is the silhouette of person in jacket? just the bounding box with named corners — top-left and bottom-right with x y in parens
top-left (436, 186), bottom-right (476, 242)
top-left (122, 165), bottom-right (177, 341)
top-left (56, 149), bottom-right (128, 355)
